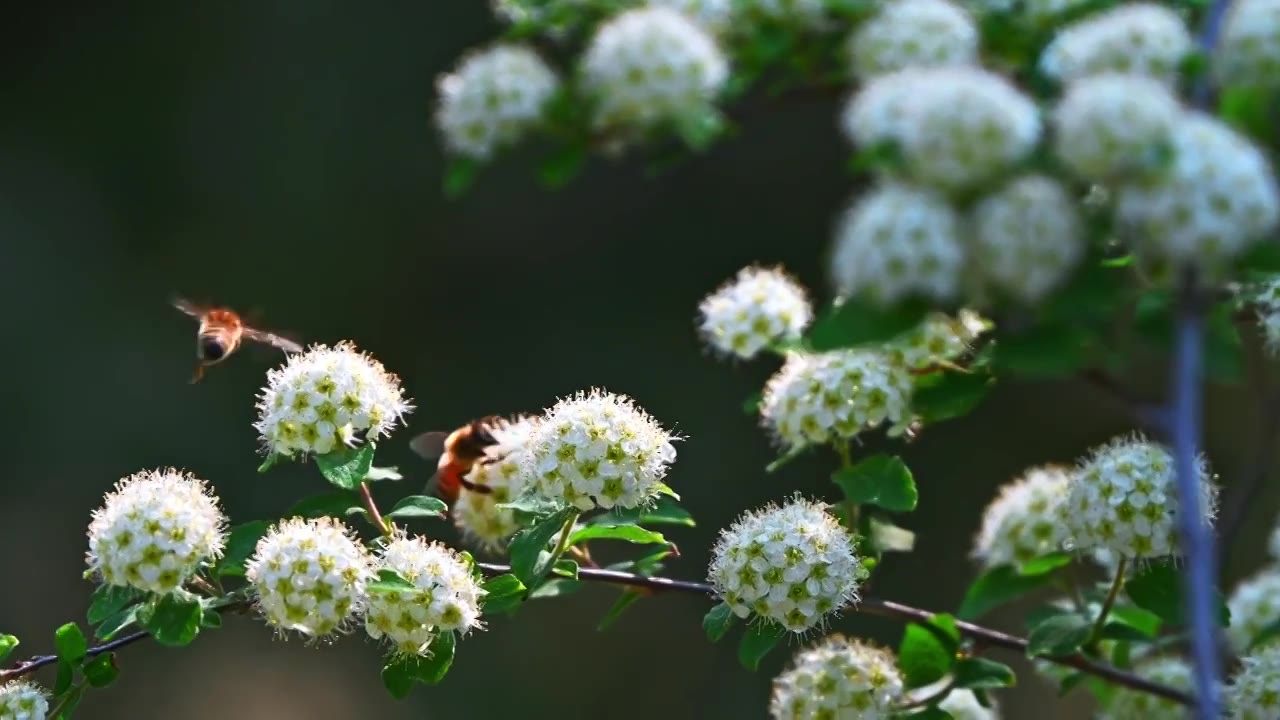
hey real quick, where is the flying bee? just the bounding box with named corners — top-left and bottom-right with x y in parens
top-left (408, 416), bottom-right (507, 506)
top-left (172, 298), bottom-right (304, 383)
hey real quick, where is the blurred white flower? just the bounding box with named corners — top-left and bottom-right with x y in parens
top-left (435, 45), bottom-right (559, 160)
top-left (970, 174), bottom-right (1085, 304)
top-left (1227, 644), bottom-right (1280, 719)
top-left (1216, 0), bottom-right (1280, 88)
top-left (453, 415), bottom-right (537, 553)
top-left (1039, 3), bottom-right (1193, 84)
top-left (848, 0), bottom-right (978, 80)
top-left (1100, 657), bottom-right (1195, 719)
top-left (939, 688), bottom-right (999, 719)
top-left (1052, 73), bottom-right (1182, 182)
top-left (972, 465), bottom-right (1073, 570)
top-left (0, 680), bottom-right (49, 720)
top-left (698, 265), bottom-right (812, 360)
top-left (1226, 568), bottom-right (1280, 655)
top-left (769, 635), bottom-right (903, 719)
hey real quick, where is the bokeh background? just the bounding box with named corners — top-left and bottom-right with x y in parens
top-left (2, 3), bottom-right (1276, 719)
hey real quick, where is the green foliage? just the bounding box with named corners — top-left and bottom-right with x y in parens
top-left (552, 559), bottom-right (579, 579)
top-left (738, 621), bottom-right (786, 671)
top-left (912, 370), bottom-right (996, 424)
top-left (443, 158), bottom-right (481, 198)
top-left (990, 321), bottom-right (1092, 379)
top-left (1125, 560), bottom-right (1230, 627)
top-left (957, 564), bottom-right (1057, 620)
top-left (898, 614), bottom-right (960, 688)
top-left (508, 507), bottom-right (578, 588)
top-left (953, 657), bottom-right (1017, 689)
top-left (568, 523), bottom-right (668, 547)
top-left (369, 569), bottom-right (417, 594)
top-left (587, 496), bottom-right (694, 527)
top-left (137, 594), bottom-right (203, 647)
top-left (1026, 614), bottom-right (1091, 657)
top-left (86, 586), bottom-right (140, 630)
top-left (286, 491), bottom-right (364, 519)
top-left (742, 392), bottom-right (764, 415)
top-left (1237, 240), bottom-right (1280, 276)
top-left (386, 495), bottom-right (448, 520)
top-left (528, 578), bottom-right (583, 599)
top-left (539, 142), bottom-right (589, 189)
top-left (314, 443), bottom-right (377, 490)
top-left (1100, 605), bottom-right (1162, 641)
top-left (0, 634), bottom-right (17, 664)
top-left (381, 632), bottom-right (456, 699)
top-left (54, 623), bottom-right (87, 664)
top-left (807, 299), bottom-right (931, 352)
top-left (481, 574), bottom-right (527, 615)
top-left (218, 520), bottom-right (273, 578)
top-left (704, 602), bottom-right (736, 643)
top-left (257, 453), bottom-right (281, 473)
top-left (673, 106), bottom-right (729, 152)
top-left (83, 652), bottom-right (119, 689)
top-left (832, 454), bottom-right (918, 512)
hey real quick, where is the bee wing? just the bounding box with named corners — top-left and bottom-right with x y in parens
top-left (172, 297), bottom-right (209, 318)
top-left (409, 431), bottom-right (450, 462)
top-left (242, 327), bottom-right (305, 354)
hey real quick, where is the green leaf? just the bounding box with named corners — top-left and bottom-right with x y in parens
top-left (1126, 560), bottom-right (1230, 627)
top-left (286, 491), bottom-right (364, 519)
top-left (415, 631), bottom-right (455, 685)
top-left (1043, 255), bottom-right (1131, 324)
top-left (958, 565), bottom-right (1055, 620)
top-left (898, 616), bottom-right (960, 688)
top-left (83, 653), bottom-right (119, 689)
top-left (1219, 86), bottom-right (1274, 141)
top-left (364, 466), bottom-right (403, 482)
top-left (444, 157), bottom-right (481, 198)
top-left (952, 657), bottom-right (1017, 689)
top-left (538, 142), bottom-right (589, 189)
top-left (1017, 552), bottom-right (1073, 577)
top-left (55, 657), bottom-right (75, 694)
top-left (912, 371), bottom-right (995, 424)
top-left (0, 634), bottom-right (17, 664)
top-left (382, 657), bottom-right (416, 700)
top-left (1026, 614), bottom-right (1091, 657)
top-left (87, 585), bottom-right (140, 626)
top-left (508, 507), bottom-right (577, 588)
top-left (568, 524), bottom-right (667, 546)
top-left (94, 605), bottom-right (139, 641)
top-left (369, 569), bottom-right (417, 594)
top-left (54, 623), bottom-right (87, 663)
top-left (1105, 605), bottom-right (1162, 639)
top-left (738, 621), bottom-right (787, 671)
top-left (867, 514), bottom-right (916, 553)
top-left (201, 608), bottom-right (223, 629)
top-left (552, 559), bottom-right (579, 579)
top-left (832, 454), bottom-right (918, 512)
top-left (314, 443), bottom-right (377, 490)
top-left (673, 105), bottom-right (728, 151)
top-left (808, 299), bottom-right (930, 351)
top-left (217, 520), bottom-right (272, 577)
top-left (497, 494), bottom-right (565, 524)
top-left (481, 574), bottom-right (526, 614)
top-left (704, 602), bottom-right (737, 643)
top-left (587, 496), bottom-right (695, 527)
top-left (386, 495), bottom-right (448, 520)
top-left (743, 392), bottom-right (763, 415)
top-left (528, 578), bottom-right (582, 599)
top-left (257, 452), bottom-right (280, 473)
top-left (138, 594), bottom-right (203, 647)
top-left (992, 322), bottom-right (1092, 379)
top-left (1238, 239), bottom-right (1280, 274)
top-left (597, 591), bottom-right (644, 631)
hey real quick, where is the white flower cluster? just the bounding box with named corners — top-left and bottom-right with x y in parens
top-left (86, 469), bottom-right (227, 595)
top-left (435, 45), bottom-right (559, 161)
top-left (522, 389), bottom-right (677, 511)
top-left (847, 0), bottom-right (978, 80)
top-left (647, 0), bottom-right (734, 34)
top-left (760, 350), bottom-right (913, 450)
top-left (972, 465), bottom-right (1072, 570)
top-left (1254, 278), bottom-right (1280, 356)
top-left (698, 265), bottom-right (813, 360)
top-left (0, 681), bottom-right (48, 720)
top-left (255, 341), bottom-right (412, 458)
top-left (1039, 3), bottom-right (1193, 84)
top-left (1216, 0), bottom-right (1280, 89)
top-left (1227, 644), bottom-right (1280, 720)
top-left (1116, 112), bottom-right (1280, 270)
top-left (581, 7), bottom-right (728, 133)
top-left (1227, 568), bottom-right (1280, 654)
top-left (970, 174), bottom-right (1085, 304)
top-left (1100, 657), bottom-right (1194, 720)
top-left (885, 311), bottom-right (985, 371)
top-left (366, 534), bottom-right (486, 657)
top-left (769, 635), bottom-right (903, 719)
top-left (245, 517), bottom-right (375, 639)
top-left (453, 415), bottom-right (538, 553)
top-left (1061, 436), bottom-right (1219, 560)
top-left (708, 496), bottom-right (861, 632)
top-left (939, 689), bottom-right (999, 720)
top-left (830, 183), bottom-right (966, 304)
top-left (1052, 73), bottom-right (1181, 182)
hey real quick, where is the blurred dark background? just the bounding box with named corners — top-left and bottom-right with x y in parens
top-left (1, 3), bottom-right (1275, 719)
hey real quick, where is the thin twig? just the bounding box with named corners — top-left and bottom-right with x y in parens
top-left (359, 482), bottom-right (392, 536)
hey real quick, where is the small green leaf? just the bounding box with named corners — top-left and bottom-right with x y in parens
top-left (992, 322), bottom-right (1092, 379)
top-left (481, 574), bottom-right (526, 614)
top-left (528, 578), bottom-right (583, 599)
top-left (898, 616), bottom-right (959, 688)
top-left (568, 524), bottom-right (667, 546)
top-left (364, 466), bottom-right (403, 482)
top-left (508, 507), bottom-right (577, 588)
top-left (415, 631), bottom-right (455, 684)
top-left (832, 454), bottom-right (918, 512)
top-left (83, 653), bottom-right (119, 688)
top-left (386, 495), bottom-right (448, 520)
top-left (444, 157), bottom-right (481, 198)
top-left (369, 569), bottom-right (417, 594)
top-left (538, 142), bottom-right (588, 189)
top-left (138, 594), bottom-right (203, 647)
top-left (958, 565), bottom-right (1055, 620)
top-left (54, 623), bottom-right (87, 663)
top-left (587, 496), bottom-right (695, 527)
top-left (704, 602), bottom-right (736, 643)
top-left (1112, 639), bottom-right (1132, 669)
top-left (286, 491), bottom-right (364, 519)
top-left (952, 657), bottom-right (1017, 689)
top-left (314, 443), bottom-right (377, 490)
top-left (1026, 614), bottom-right (1091, 657)
top-left (257, 453), bottom-right (280, 473)
top-left (0, 634), bottom-right (17, 664)
top-left (743, 392), bottom-right (763, 415)
top-left (87, 585), bottom-right (140, 626)
top-left (867, 515), bottom-right (916, 553)
top-left (912, 371), bottom-right (995, 424)
top-left (54, 657), bottom-right (75, 694)
top-left (597, 591), bottom-right (644, 631)
top-left (382, 657), bottom-right (416, 700)
top-left (738, 621), bottom-right (787, 671)
top-left (1016, 552), bottom-right (1073, 577)
top-left (1126, 560), bottom-right (1230, 627)
top-left (1105, 605), bottom-right (1162, 639)
top-left (218, 520), bottom-right (272, 577)
top-left (497, 494), bottom-right (565, 523)
top-left (1238, 239), bottom-right (1280, 274)
top-left (201, 608), bottom-right (223, 629)
top-left (94, 605), bottom-right (139, 642)
top-left (552, 559), bottom-right (579, 579)
top-left (808, 299), bottom-right (930, 351)
top-left (673, 105), bottom-right (728, 151)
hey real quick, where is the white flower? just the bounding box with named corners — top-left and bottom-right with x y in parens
top-left (893, 66), bottom-right (1041, 191)
top-left (830, 183), bottom-right (966, 304)
top-left (1252, 278), bottom-right (1280, 357)
top-left (1052, 73), bottom-right (1182, 182)
top-left (972, 465), bottom-right (1072, 570)
top-left (970, 174), bottom-right (1085, 304)
top-left (709, 496), bottom-right (861, 632)
top-left (769, 635), bottom-right (903, 719)
top-left (1039, 3), bottom-right (1193, 84)
top-left (0, 681), bottom-right (49, 720)
top-left (1216, 0), bottom-right (1280, 89)
top-left (847, 0), bottom-right (979, 80)
top-left (453, 415), bottom-right (537, 553)
top-left (698, 265), bottom-right (813, 360)
top-left (1227, 568), bottom-right (1280, 655)
top-left (939, 688), bottom-right (1000, 720)
top-left (1227, 644), bottom-right (1280, 720)
top-left (738, 0), bottom-right (828, 27)
top-left (647, 0), bottom-right (735, 33)
top-left (1062, 435), bottom-right (1219, 560)
top-left (1100, 657), bottom-right (1194, 720)
top-left (1116, 112), bottom-right (1280, 270)
top-left (255, 341), bottom-right (412, 459)
top-left (522, 389), bottom-right (677, 511)
top-left (365, 533), bottom-right (486, 657)
top-left (245, 517), bottom-right (375, 639)
top-left (760, 350), bottom-right (913, 451)
top-left (885, 311), bottom-right (984, 371)
top-left (86, 468), bottom-right (227, 595)
top-left (435, 45), bottom-right (559, 161)
top-left (841, 68), bottom-right (931, 151)
top-left (580, 7), bottom-right (728, 133)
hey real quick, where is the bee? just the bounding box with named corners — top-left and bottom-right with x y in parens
top-left (172, 298), bottom-right (304, 383)
top-left (408, 417), bottom-right (506, 506)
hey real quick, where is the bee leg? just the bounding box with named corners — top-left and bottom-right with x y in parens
top-left (190, 365), bottom-right (206, 384)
